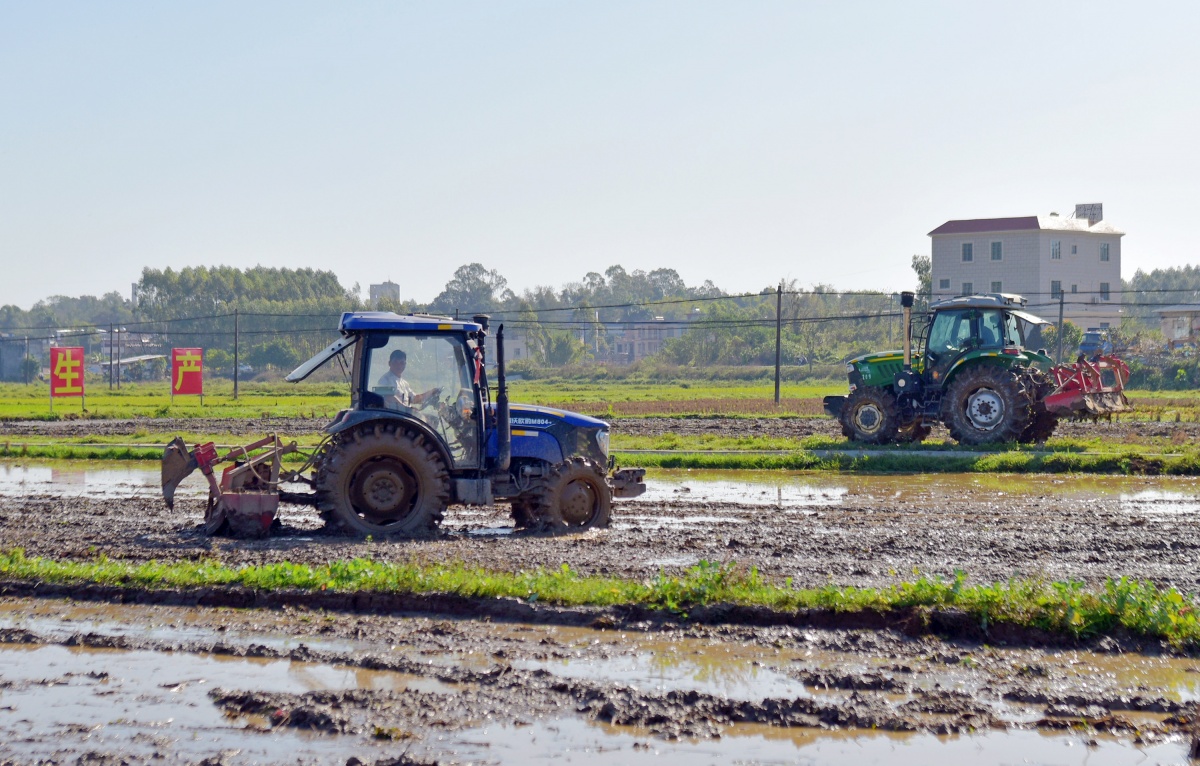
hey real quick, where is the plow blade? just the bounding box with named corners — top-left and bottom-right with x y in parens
top-left (159, 434), bottom-right (299, 538)
top-left (161, 437), bottom-right (198, 510)
top-left (1043, 355), bottom-right (1132, 418)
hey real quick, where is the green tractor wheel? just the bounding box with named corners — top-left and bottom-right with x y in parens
top-left (943, 365), bottom-right (1031, 445)
top-left (839, 387), bottom-right (899, 444)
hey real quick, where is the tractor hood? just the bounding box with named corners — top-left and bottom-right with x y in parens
top-left (499, 403), bottom-right (609, 430)
top-left (847, 350), bottom-right (905, 367)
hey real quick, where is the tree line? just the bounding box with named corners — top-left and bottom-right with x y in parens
top-left (0, 262), bottom-right (1191, 380)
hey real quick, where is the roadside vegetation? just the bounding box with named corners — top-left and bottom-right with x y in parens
top-left (1, 549), bottom-right (1196, 647)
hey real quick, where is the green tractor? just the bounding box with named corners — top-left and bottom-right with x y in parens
top-left (823, 292), bottom-right (1130, 446)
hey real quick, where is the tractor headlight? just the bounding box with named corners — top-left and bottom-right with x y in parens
top-left (596, 429), bottom-right (610, 460)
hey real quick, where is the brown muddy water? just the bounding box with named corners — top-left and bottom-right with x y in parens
top-left (0, 598), bottom-right (1198, 764)
top-left (3, 461), bottom-right (1200, 762)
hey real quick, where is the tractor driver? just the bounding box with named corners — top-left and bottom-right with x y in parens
top-left (377, 349), bottom-right (441, 409)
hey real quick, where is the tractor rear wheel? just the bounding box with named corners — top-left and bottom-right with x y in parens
top-left (839, 387), bottom-right (899, 444)
top-left (315, 424), bottom-right (450, 537)
top-left (529, 457), bottom-right (612, 533)
top-left (943, 365), bottom-right (1031, 445)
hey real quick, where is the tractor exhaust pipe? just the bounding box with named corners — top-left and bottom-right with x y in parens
top-left (900, 291), bottom-right (914, 370)
top-left (495, 324), bottom-right (511, 473)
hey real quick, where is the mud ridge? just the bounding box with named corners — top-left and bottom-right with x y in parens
top-left (0, 578), bottom-right (1186, 655)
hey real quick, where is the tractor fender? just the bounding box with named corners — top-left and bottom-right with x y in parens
top-left (941, 352), bottom-right (1014, 387)
top-left (324, 410), bottom-right (454, 469)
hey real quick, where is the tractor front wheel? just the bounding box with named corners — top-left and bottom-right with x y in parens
top-left (529, 457), bottom-right (612, 533)
top-left (839, 387), bottom-right (899, 444)
top-left (315, 424), bottom-right (450, 537)
top-left (944, 366), bottom-right (1031, 445)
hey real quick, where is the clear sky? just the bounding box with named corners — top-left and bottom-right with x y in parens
top-left (2, 1), bottom-right (1198, 309)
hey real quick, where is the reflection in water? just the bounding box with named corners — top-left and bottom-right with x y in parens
top-left (7, 460), bottom-right (1200, 516)
top-left (0, 643), bottom-right (452, 762)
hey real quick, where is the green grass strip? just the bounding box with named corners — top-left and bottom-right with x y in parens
top-left (616, 450), bottom-right (1200, 475)
top-left (1, 550), bottom-right (1196, 647)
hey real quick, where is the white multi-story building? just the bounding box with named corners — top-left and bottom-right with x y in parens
top-left (929, 203), bottom-right (1123, 328)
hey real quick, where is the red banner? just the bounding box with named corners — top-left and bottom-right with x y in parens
top-left (172, 348), bottom-right (204, 396)
top-left (50, 347), bottom-right (85, 397)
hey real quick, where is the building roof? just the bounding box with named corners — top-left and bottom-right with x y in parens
top-left (929, 215), bottom-right (1124, 237)
top-left (1155, 305), bottom-right (1200, 316)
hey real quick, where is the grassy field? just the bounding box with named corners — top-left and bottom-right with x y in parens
top-left (1, 549), bottom-right (1196, 645)
top-left (6, 378), bottom-right (1200, 421)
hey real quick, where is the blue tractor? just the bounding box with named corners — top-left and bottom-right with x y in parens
top-left (161, 312), bottom-right (645, 538)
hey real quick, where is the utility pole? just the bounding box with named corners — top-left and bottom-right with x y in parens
top-left (774, 283), bottom-right (782, 405)
top-left (108, 323), bottom-right (114, 389)
top-left (233, 309), bottom-right (240, 400)
top-left (23, 336), bottom-right (29, 384)
top-left (115, 328), bottom-right (121, 390)
top-left (1056, 291), bottom-right (1065, 363)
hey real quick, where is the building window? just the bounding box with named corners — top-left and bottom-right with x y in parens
top-left (1071, 284), bottom-right (1078, 294)
top-left (1099, 322), bottom-right (1110, 329)
top-left (1071, 244), bottom-right (1077, 254)
top-left (938, 279), bottom-right (950, 290)
top-left (991, 281), bottom-right (1002, 293)
top-left (991, 242), bottom-right (1002, 261)
top-left (1101, 243), bottom-right (1110, 262)
top-left (962, 243), bottom-right (973, 262)
top-left (1051, 241), bottom-right (1061, 260)
top-left (961, 282), bottom-right (973, 296)
top-left (1100, 282), bottom-right (1110, 300)
top-left (1051, 281), bottom-right (1062, 298)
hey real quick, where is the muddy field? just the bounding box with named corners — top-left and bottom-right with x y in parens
top-left (1, 466), bottom-right (1199, 594)
top-left (2, 417), bottom-right (1200, 762)
top-left (0, 594), bottom-right (1198, 764)
top-left (2, 413), bottom-right (1198, 444)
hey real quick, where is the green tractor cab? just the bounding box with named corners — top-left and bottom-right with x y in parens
top-left (824, 292), bottom-right (1128, 446)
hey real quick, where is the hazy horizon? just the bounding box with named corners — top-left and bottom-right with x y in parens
top-left (3, 2), bottom-right (1198, 311)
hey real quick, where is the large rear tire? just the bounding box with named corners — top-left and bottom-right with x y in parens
top-left (315, 423), bottom-right (450, 537)
top-left (529, 457), bottom-right (612, 533)
top-left (839, 387), bottom-right (899, 444)
top-left (943, 365), bottom-right (1031, 445)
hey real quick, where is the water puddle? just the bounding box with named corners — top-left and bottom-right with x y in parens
top-left (6, 461), bottom-right (1200, 519)
top-left (439, 717), bottom-right (1190, 765)
top-left (0, 642), bottom-right (452, 763)
top-left (2, 600), bottom-right (1199, 763)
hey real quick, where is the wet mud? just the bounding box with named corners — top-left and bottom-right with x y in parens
top-left (1, 413), bottom-right (1195, 446)
top-left (0, 597), bottom-right (1197, 763)
top-left (1, 467), bottom-right (1199, 595)
top-left (1, 415), bottom-right (1199, 762)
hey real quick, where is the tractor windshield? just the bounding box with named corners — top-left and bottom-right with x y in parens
top-left (364, 334), bottom-right (480, 468)
top-left (927, 309), bottom-right (1005, 356)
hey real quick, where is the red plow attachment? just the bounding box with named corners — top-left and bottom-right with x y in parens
top-left (1042, 355), bottom-right (1131, 417)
